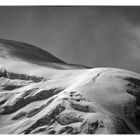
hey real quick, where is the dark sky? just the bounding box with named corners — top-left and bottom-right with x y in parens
top-left (1, 6), bottom-right (140, 73)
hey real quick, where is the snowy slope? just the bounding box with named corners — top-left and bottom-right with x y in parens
top-left (0, 39), bottom-right (140, 134)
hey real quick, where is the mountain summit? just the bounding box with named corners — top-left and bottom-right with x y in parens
top-left (0, 39), bottom-right (140, 134)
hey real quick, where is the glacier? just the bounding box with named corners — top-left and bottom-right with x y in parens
top-left (0, 39), bottom-right (140, 134)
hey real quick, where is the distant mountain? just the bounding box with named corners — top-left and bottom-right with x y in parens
top-left (0, 39), bottom-right (88, 70)
top-left (0, 39), bottom-right (66, 63)
top-left (0, 39), bottom-right (140, 134)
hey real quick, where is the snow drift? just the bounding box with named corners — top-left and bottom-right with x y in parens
top-left (0, 39), bottom-right (140, 134)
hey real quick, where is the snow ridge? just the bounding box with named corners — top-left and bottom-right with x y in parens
top-left (0, 39), bottom-right (140, 134)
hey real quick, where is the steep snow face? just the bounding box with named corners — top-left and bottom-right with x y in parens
top-left (0, 39), bottom-right (140, 134)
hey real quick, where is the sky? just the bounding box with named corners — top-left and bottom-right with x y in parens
top-left (0, 6), bottom-right (140, 73)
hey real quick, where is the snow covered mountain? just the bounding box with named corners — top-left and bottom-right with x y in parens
top-left (0, 39), bottom-right (140, 134)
